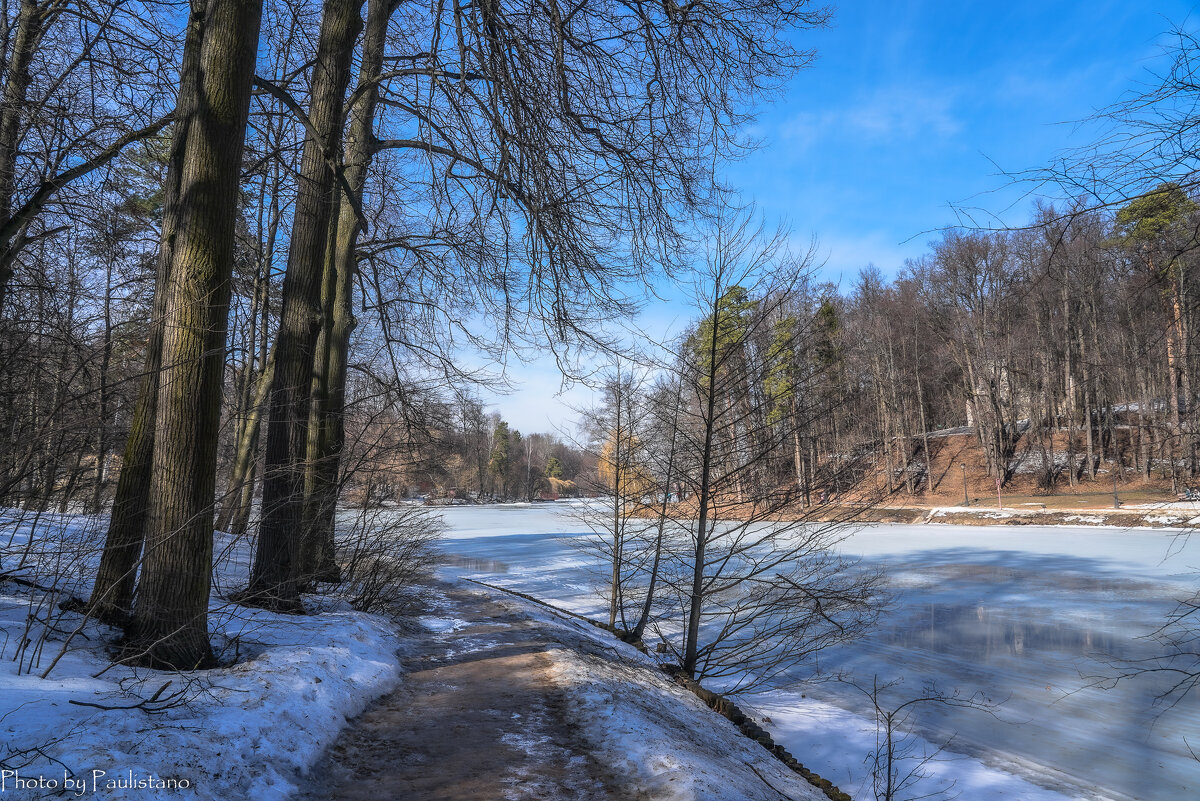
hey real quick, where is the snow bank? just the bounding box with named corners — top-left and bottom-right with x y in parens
top-left (749, 691), bottom-right (1121, 801)
top-left (510, 599), bottom-right (828, 801)
top-left (0, 510), bottom-right (403, 800)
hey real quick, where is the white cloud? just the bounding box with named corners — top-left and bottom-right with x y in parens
top-left (779, 84), bottom-right (962, 149)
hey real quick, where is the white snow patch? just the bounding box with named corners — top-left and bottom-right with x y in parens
top-left (1143, 514), bottom-right (1189, 525)
top-left (0, 509), bottom-right (404, 800)
top-left (751, 692), bottom-right (1123, 801)
top-left (927, 506), bottom-right (1021, 519)
top-left (510, 602), bottom-right (828, 801)
top-left (1063, 514), bottom-right (1106, 525)
top-left (419, 616), bottom-right (470, 634)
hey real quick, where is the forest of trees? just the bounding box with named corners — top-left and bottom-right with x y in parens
top-left (580, 177), bottom-right (1200, 524)
top-left (0, 0), bottom-right (829, 668)
top-left (781, 182), bottom-right (1200, 499)
top-left (3, 0), bottom-right (1200, 685)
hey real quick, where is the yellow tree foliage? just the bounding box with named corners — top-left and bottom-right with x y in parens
top-left (598, 433), bottom-right (655, 497)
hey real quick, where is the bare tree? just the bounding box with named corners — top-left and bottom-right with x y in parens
top-left (572, 359), bottom-right (656, 630)
top-left (122, 0), bottom-right (265, 669)
top-left (0, 1), bottom-right (176, 314)
top-left (656, 209), bottom-right (884, 691)
top-left (842, 676), bottom-right (1002, 801)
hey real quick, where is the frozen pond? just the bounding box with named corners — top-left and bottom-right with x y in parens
top-left (430, 502), bottom-right (1200, 801)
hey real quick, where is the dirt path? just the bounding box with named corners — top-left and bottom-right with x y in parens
top-left (300, 583), bottom-right (624, 801)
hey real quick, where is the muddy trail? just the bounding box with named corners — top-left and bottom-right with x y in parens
top-left (299, 584), bottom-right (626, 801)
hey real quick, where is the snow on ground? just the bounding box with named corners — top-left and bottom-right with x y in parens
top-left (0, 510), bottom-right (404, 801)
top-left (9, 500), bottom-right (1193, 801)
top-left (1, 504), bottom-right (838, 801)
top-left (513, 598), bottom-right (828, 801)
top-left (745, 691), bottom-right (1108, 801)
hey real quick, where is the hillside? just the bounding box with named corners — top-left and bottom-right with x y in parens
top-left (822, 428), bottom-right (1190, 516)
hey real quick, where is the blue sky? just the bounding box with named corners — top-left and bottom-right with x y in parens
top-left (736, 0), bottom-right (1200, 282)
top-left (491, 0), bottom-right (1200, 436)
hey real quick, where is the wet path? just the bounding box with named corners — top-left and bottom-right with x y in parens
top-left (301, 584), bottom-right (623, 801)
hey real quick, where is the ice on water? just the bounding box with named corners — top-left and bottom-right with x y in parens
top-left (432, 504), bottom-right (1200, 801)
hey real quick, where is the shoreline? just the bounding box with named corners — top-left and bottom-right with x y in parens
top-left (804, 502), bottom-right (1200, 529)
top-left (608, 494), bottom-right (1200, 531)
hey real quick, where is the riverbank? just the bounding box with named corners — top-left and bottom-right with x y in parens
top-left (301, 581), bottom-right (829, 801)
top-left (434, 503), bottom-right (1200, 801)
top-left (803, 500), bottom-right (1200, 528)
top-left (0, 508), bottom-right (832, 801)
top-left (620, 493), bottom-right (1200, 530)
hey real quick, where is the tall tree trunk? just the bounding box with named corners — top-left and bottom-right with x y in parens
top-left (1084, 393), bottom-right (1095, 480)
top-left (608, 372), bottom-right (624, 629)
top-left (791, 424), bottom-right (806, 502)
top-left (301, 204), bottom-right (343, 583)
top-left (302, 0), bottom-right (398, 580)
top-left (87, 8), bottom-right (207, 624)
top-left (1066, 340), bottom-right (1078, 487)
top-left (916, 368), bottom-right (932, 492)
top-left (124, 0), bottom-right (264, 669)
top-left (684, 296), bottom-right (721, 679)
top-left (216, 346), bottom-right (275, 533)
top-left (1158, 256), bottom-right (1185, 491)
top-left (1044, 359), bottom-right (1056, 490)
top-left (248, 0), bottom-right (362, 608)
top-left (0, 0), bottom-right (52, 313)
top-left (877, 387), bottom-right (894, 494)
top-left (1140, 369), bottom-right (1152, 480)
top-left (1174, 269), bottom-right (1193, 478)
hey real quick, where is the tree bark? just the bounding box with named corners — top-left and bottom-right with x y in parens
top-left (124, 0), bottom-right (264, 669)
top-left (301, 0), bottom-right (398, 581)
top-left (87, 8), bottom-right (207, 625)
top-left (301, 202), bottom-right (343, 583)
top-left (248, 0), bottom-right (362, 608)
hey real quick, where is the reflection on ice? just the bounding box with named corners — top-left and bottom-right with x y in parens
top-left (867, 557), bottom-right (1160, 664)
top-left (879, 600), bottom-right (1124, 660)
top-left (811, 545), bottom-right (1200, 801)
top-left (436, 553), bottom-right (511, 573)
